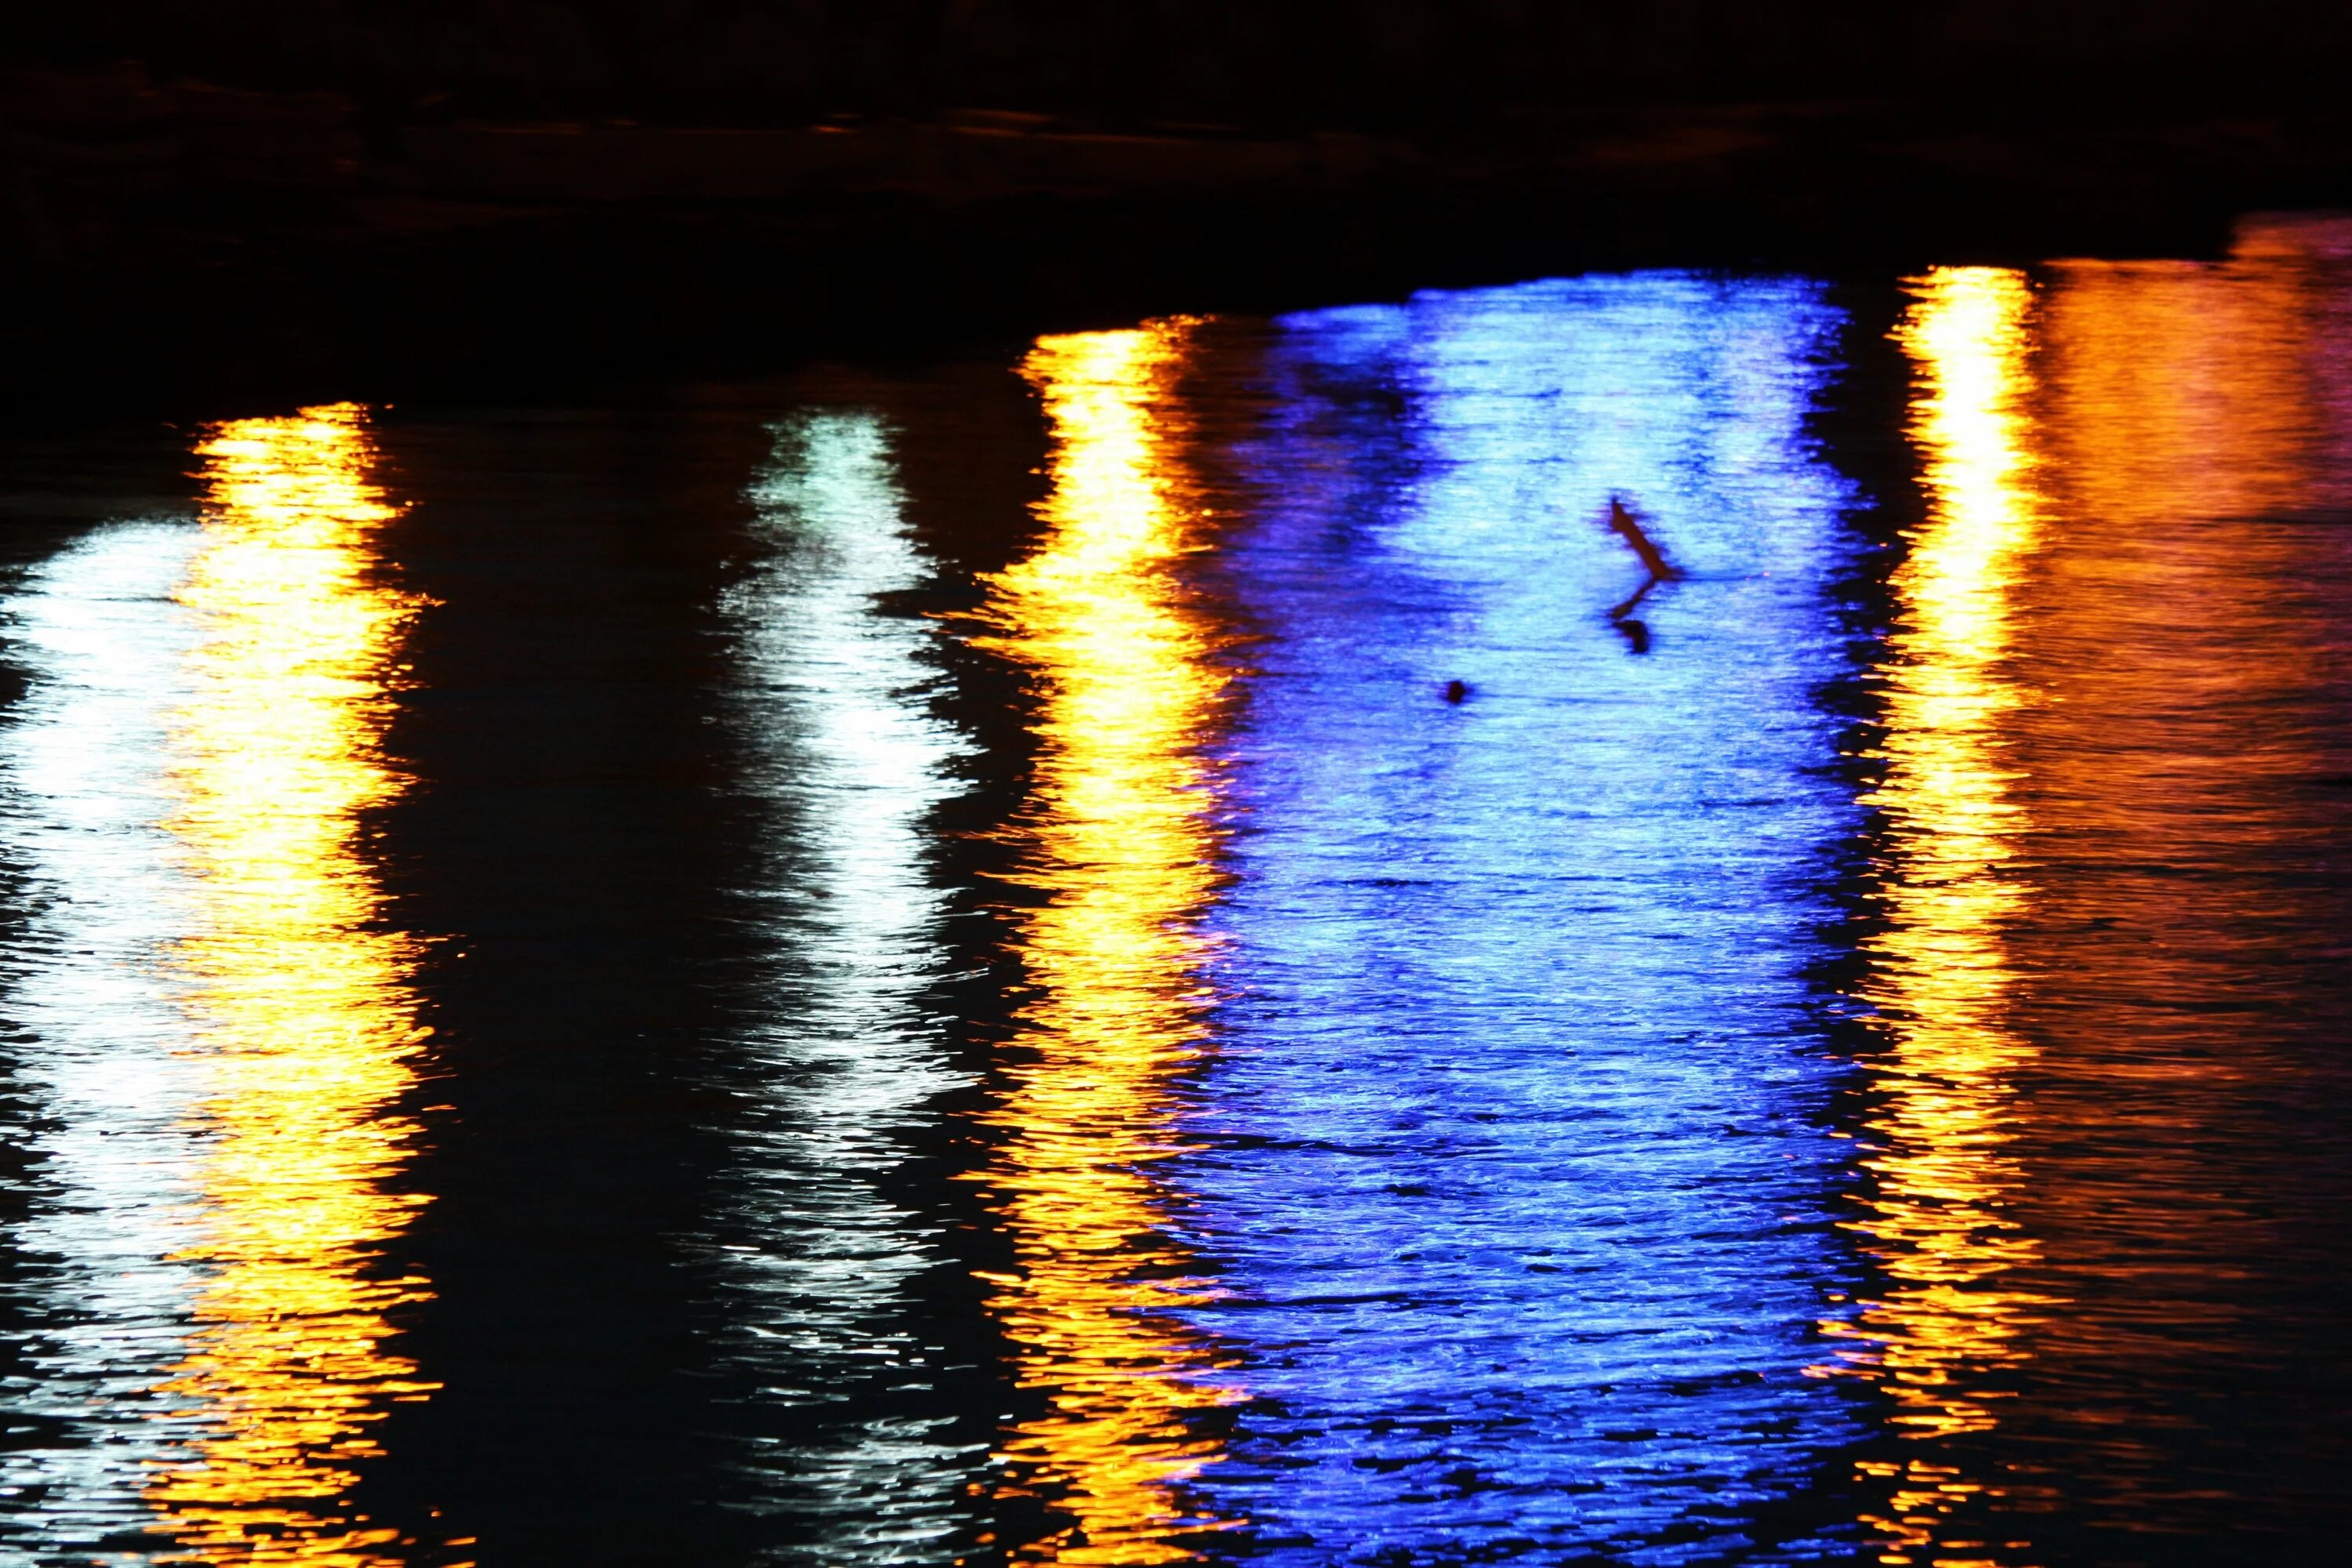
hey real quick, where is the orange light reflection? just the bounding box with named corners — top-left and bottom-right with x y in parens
top-left (974, 324), bottom-right (1240, 1564)
top-left (1820, 269), bottom-right (2053, 1566)
top-left (149, 405), bottom-right (435, 1566)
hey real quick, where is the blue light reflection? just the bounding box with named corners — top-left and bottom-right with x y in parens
top-left (1178, 276), bottom-right (1871, 1563)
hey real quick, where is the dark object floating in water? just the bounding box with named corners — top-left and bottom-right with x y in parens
top-left (1603, 494), bottom-right (1679, 654)
top-left (1606, 495), bottom-right (1680, 584)
top-left (1444, 679), bottom-right (1469, 703)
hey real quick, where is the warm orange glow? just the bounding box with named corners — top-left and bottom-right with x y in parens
top-left (974, 324), bottom-right (1240, 1564)
top-left (148, 405), bottom-right (434, 1565)
top-left (1820, 269), bottom-right (2051, 1562)
top-left (2041, 255), bottom-right (2321, 532)
top-left (2025, 240), bottom-right (2346, 971)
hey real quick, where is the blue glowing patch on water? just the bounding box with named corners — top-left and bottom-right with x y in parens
top-left (1178, 274), bottom-right (1872, 1563)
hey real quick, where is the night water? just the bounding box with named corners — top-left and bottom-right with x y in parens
top-left (4, 217), bottom-right (2350, 1566)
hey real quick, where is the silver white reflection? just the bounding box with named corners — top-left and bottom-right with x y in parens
top-left (0, 522), bottom-right (212, 1552)
top-left (713, 412), bottom-right (976, 1561)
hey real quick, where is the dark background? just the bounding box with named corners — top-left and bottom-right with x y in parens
top-left (8, 2), bottom-right (2352, 419)
top-left (19, 2), bottom-right (2352, 127)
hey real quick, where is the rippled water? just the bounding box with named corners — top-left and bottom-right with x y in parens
top-left (3, 215), bottom-right (2349, 1566)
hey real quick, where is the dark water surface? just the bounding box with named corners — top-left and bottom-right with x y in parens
top-left (3, 216), bottom-right (2350, 1566)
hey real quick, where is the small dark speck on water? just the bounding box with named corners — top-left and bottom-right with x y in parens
top-left (1, 227), bottom-right (2349, 1568)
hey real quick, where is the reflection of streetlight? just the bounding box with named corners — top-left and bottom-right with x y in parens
top-left (974, 324), bottom-right (1243, 1564)
top-left (1814, 269), bottom-right (2053, 1567)
top-left (147, 405), bottom-right (435, 1567)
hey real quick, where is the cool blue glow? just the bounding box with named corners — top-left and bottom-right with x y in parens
top-left (1179, 275), bottom-right (1871, 1563)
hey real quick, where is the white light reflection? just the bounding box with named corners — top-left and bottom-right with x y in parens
top-left (0, 522), bottom-right (213, 1551)
top-left (715, 412), bottom-right (976, 1562)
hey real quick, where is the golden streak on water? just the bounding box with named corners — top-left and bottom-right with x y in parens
top-left (1820, 269), bottom-right (2053, 1565)
top-left (973, 324), bottom-right (1240, 1564)
top-left (147, 405), bottom-right (435, 1565)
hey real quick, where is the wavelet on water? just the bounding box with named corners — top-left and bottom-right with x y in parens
top-left (2, 215), bottom-right (2349, 1566)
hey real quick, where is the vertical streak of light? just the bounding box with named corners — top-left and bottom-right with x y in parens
top-left (146, 405), bottom-right (435, 1565)
top-left (974, 325), bottom-right (1239, 1564)
top-left (720, 412), bottom-right (973, 1559)
top-left (0, 523), bottom-right (213, 1552)
top-left (1819, 270), bottom-right (2051, 1566)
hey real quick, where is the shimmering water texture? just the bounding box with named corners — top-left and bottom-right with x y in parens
top-left (2, 406), bottom-right (435, 1563)
top-left (971, 324), bottom-right (1246, 1563)
top-left (1817, 268), bottom-right (2051, 1566)
top-left (5, 216), bottom-right (2350, 1566)
top-left (1171, 275), bottom-right (1870, 1565)
top-left (706, 409), bottom-right (975, 1561)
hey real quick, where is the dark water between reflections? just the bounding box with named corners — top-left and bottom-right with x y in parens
top-left (3, 215), bottom-right (2350, 1568)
